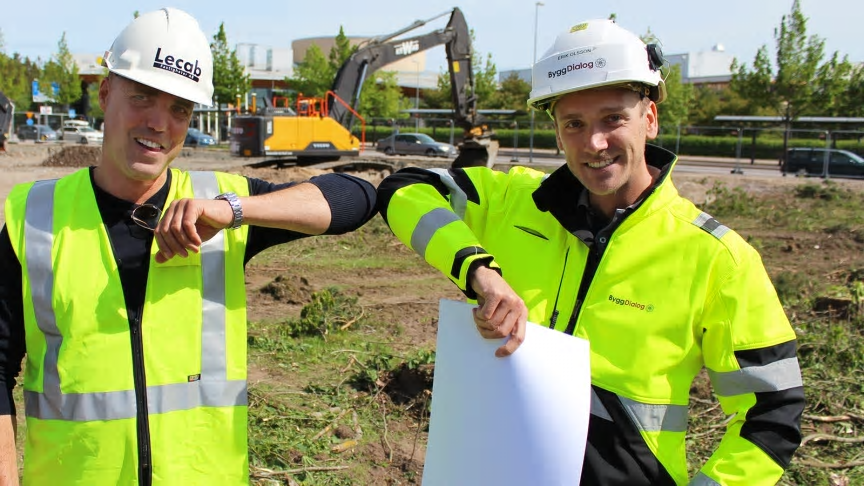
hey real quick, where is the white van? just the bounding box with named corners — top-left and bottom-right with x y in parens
top-left (61, 120), bottom-right (103, 144)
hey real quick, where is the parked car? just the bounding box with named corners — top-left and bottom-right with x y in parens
top-left (185, 128), bottom-right (216, 147)
top-left (780, 148), bottom-right (864, 177)
top-left (376, 133), bottom-right (457, 158)
top-left (17, 124), bottom-right (58, 142)
top-left (61, 121), bottom-right (103, 144)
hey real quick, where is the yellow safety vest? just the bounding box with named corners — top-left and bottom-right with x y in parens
top-left (4, 168), bottom-right (251, 485)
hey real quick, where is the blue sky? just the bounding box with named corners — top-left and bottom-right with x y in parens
top-left (1, 0), bottom-right (860, 73)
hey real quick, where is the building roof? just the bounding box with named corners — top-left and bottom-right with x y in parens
top-left (665, 45), bottom-right (735, 84)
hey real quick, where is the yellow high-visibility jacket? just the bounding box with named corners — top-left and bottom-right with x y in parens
top-left (377, 146), bottom-right (804, 486)
top-left (4, 168), bottom-right (251, 485)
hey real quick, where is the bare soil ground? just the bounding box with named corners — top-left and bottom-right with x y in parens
top-left (4, 142), bottom-right (863, 485)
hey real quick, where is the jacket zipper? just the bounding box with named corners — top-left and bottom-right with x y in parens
top-left (549, 247), bottom-right (570, 329)
top-left (130, 311), bottom-right (153, 486)
top-left (563, 243), bottom-right (602, 336)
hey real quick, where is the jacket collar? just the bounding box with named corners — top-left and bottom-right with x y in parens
top-left (532, 144), bottom-right (679, 234)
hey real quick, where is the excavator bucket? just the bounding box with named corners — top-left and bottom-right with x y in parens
top-left (452, 139), bottom-right (499, 169)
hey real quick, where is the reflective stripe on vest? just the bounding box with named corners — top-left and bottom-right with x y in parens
top-left (708, 357), bottom-right (803, 397)
top-left (689, 471), bottom-right (721, 486)
top-left (23, 172), bottom-right (246, 422)
top-left (427, 168), bottom-right (468, 218)
top-left (692, 212), bottom-right (730, 240)
top-left (590, 388), bottom-right (688, 433)
top-left (411, 208), bottom-right (460, 258)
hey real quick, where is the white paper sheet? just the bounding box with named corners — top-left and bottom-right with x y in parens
top-left (422, 299), bottom-right (591, 486)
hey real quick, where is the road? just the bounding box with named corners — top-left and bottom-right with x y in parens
top-left (496, 148), bottom-right (786, 178)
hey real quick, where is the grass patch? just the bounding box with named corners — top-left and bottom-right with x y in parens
top-left (248, 217), bottom-right (426, 273)
top-left (248, 288), bottom-right (436, 485)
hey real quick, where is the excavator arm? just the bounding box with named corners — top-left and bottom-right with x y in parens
top-left (328, 8), bottom-right (496, 168)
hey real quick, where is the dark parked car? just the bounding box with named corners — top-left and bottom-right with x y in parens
top-left (781, 148), bottom-right (864, 177)
top-left (17, 124), bottom-right (58, 142)
top-left (185, 128), bottom-right (216, 147)
top-left (376, 133), bottom-right (457, 158)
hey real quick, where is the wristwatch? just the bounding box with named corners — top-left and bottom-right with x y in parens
top-left (215, 192), bottom-right (244, 229)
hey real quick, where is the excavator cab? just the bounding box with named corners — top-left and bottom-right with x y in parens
top-left (296, 94), bottom-right (327, 118)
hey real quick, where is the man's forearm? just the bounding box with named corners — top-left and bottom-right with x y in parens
top-left (0, 414), bottom-right (20, 486)
top-left (241, 182), bottom-right (332, 235)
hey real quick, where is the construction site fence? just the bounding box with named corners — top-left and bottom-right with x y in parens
top-left (358, 118), bottom-right (864, 161)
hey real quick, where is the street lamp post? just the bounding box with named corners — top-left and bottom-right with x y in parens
top-left (529, 1), bottom-right (544, 163)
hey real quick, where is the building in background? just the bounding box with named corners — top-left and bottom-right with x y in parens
top-left (664, 44), bottom-right (735, 89)
top-left (234, 43), bottom-right (293, 108)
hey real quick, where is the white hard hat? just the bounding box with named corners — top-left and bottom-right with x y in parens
top-left (528, 19), bottom-right (666, 113)
top-left (102, 8), bottom-right (214, 106)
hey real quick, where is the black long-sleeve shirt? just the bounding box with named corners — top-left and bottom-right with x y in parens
top-left (0, 168), bottom-right (377, 415)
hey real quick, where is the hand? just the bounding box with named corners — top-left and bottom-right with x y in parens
top-left (0, 415), bottom-right (20, 486)
top-left (469, 265), bottom-right (528, 357)
top-left (153, 198), bottom-right (235, 263)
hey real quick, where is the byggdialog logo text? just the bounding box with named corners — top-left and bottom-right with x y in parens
top-left (548, 61), bottom-right (595, 79)
top-left (608, 294), bottom-right (654, 312)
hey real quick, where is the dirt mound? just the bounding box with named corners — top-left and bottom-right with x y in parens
top-left (258, 274), bottom-right (313, 304)
top-left (42, 146), bottom-right (101, 168)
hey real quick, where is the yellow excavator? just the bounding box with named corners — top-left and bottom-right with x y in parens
top-left (230, 8), bottom-right (497, 168)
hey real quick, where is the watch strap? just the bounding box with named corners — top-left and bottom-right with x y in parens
top-left (215, 192), bottom-right (243, 229)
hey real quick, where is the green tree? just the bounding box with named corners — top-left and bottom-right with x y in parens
top-left (489, 72), bottom-right (530, 112)
top-left (287, 27), bottom-right (356, 99)
top-left (357, 71), bottom-right (410, 119)
top-left (329, 26), bottom-right (356, 71)
top-left (474, 51), bottom-right (498, 108)
top-left (424, 30), bottom-right (498, 110)
top-left (687, 85), bottom-right (751, 126)
top-left (730, 0), bottom-right (841, 119)
top-left (287, 27), bottom-right (403, 120)
top-left (211, 22), bottom-right (250, 106)
top-left (657, 63), bottom-right (693, 127)
top-left (0, 44), bottom-right (43, 111)
top-left (41, 32), bottom-right (81, 108)
top-left (88, 76), bottom-right (106, 119)
top-left (842, 65), bottom-right (864, 118)
top-left (810, 51), bottom-right (856, 117)
top-left (637, 28), bottom-right (693, 127)
top-left (287, 44), bottom-right (333, 98)
top-left (729, 45), bottom-right (775, 114)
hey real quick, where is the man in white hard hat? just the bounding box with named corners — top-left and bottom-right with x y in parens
top-left (376, 19), bottom-right (803, 485)
top-left (0, 8), bottom-right (377, 485)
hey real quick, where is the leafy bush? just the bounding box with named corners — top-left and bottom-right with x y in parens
top-left (794, 180), bottom-right (844, 201)
top-left (699, 181), bottom-right (756, 218)
top-left (772, 271), bottom-right (812, 305)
